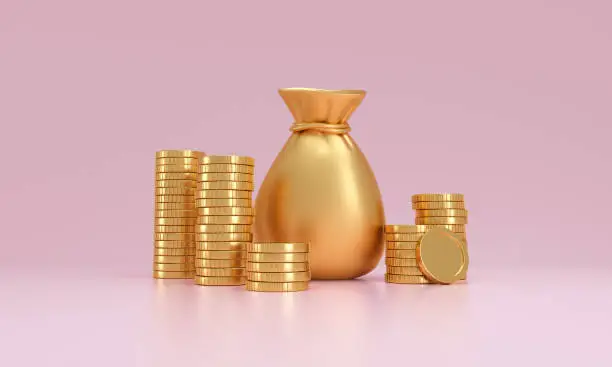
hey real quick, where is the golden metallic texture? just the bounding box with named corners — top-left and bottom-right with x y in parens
top-left (194, 258), bottom-right (246, 268)
top-left (195, 233), bottom-right (252, 242)
top-left (415, 217), bottom-right (468, 225)
top-left (155, 180), bottom-right (197, 188)
top-left (385, 249), bottom-right (417, 259)
top-left (152, 270), bottom-right (195, 279)
top-left (154, 233), bottom-right (195, 241)
top-left (385, 241), bottom-right (418, 250)
top-left (247, 271), bottom-right (311, 282)
top-left (411, 193), bottom-right (464, 202)
top-left (156, 150), bottom-right (203, 159)
top-left (195, 267), bottom-right (246, 277)
top-left (155, 202), bottom-right (196, 210)
top-left (155, 195), bottom-right (194, 203)
top-left (201, 155), bottom-right (254, 166)
top-left (385, 231), bottom-right (466, 242)
top-left (193, 275), bottom-right (246, 286)
top-left (199, 164), bottom-right (254, 174)
top-left (199, 181), bottom-right (254, 191)
top-left (154, 240), bottom-right (194, 249)
top-left (195, 224), bottom-right (252, 233)
top-left (196, 190), bottom-right (252, 199)
top-left (385, 274), bottom-right (431, 284)
top-left (155, 217), bottom-right (197, 226)
top-left (247, 252), bottom-right (309, 263)
top-left (245, 280), bottom-right (309, 292)
top-left (156, 158), bottom-right (199, 166)
top-left (247, 242), bottom-right (309, 253)
top-left (154, 225), bottom-right (194, 233)
top-left (412, 201), bottom-right (466, 210)
top-left (246, 262), bottom-right (309, 273)
top-left (415, 209), bottom-right (469, 217)
top-left (195, 250), bottom-right (246, 260)
top-left (153, 255), bottom-right (195, 264)
top-left (155, 165), bottom-right (199, 173)
top-left (416, 227), bottom-right (468, 285)
top-left (197, 207), bottom-right (255, 216)
top-left (196, 215), bottom-right (253, 225)
top-left (385, 266), bottom-right (423, 276)
top-left (155, 187), bottom-right (196, 196)
top-left (155, 210), bottom-right (197, 218)
top-left (155, 172), bottom-right (197, 181)
top-left (153, 263), bottom-right (194, 271)
top-left (197, 172), bottom-right (254, 182)
top-left (195, 241), bottom-right (248, 251)
top-left (153, 248), bottom-right (195, 256)
top-left (195, 198), bottom-right (252, 208)
top-left (384, 225), bottom-right (430, 233)
top-left (385, 258), bottom-right (418, 267)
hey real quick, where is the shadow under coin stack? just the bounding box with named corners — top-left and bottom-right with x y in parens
top-left (194, 155), bottom-right (255, 286)
top-left (246, 242), bottom-right (310, 292)
top-left (153, 150), bottom-right (203, 279)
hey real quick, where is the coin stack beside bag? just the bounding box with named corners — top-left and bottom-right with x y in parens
top-left (153, 150), bottom-right (203, 279)
top-left (246, 242), bottom-right (311, 292)
top-left (194, 155), bottom-right (255, 286)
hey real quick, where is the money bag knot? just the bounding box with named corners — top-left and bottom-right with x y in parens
top-left (290, 122), bottom-right (351, 134)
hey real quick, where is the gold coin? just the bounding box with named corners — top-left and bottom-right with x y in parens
top-left (385, 231), bottom-right (466, 242)
top-left (155, 187), bottom-right (196, 196)
top-left (247, 271), bottom-right (311, 282)
top-left (154, 240), bottom-right (194, 249)
top-left (201, 155), bottom-right (254, 166)
top-left (246, 262), bottom-right (309, 273)
top-left (154, 225), bottom-right (194, 233)
top-left (195, 233), bottom-right (252, 242)
top-left (155, 195), bottom-right (194, 203)
top-left (197, 207), bottom-right (255, 216)
top-left (156, 165), bottom-right (199, 173)
top-left (155, 202), bottom-right (196, 210)
top-left (385, 258), bottom-right (418, 267)
top-left (247, 242), bottom-right (309, 253)
top-left (415, 209), bottom-right (469, 217)
top-left (195, 241), bottom-right (247, 251)
top-left (193, 275), bottom-right (245, 286)
top-left (386, 241), bottom-right (418, 250)
top-left (415, 217), bottom-right (468, 225)
top-left (155, 217), bottom-right (197, 226)
top-left (412, 193), bottom-right (464, 202)
top-left (155, 180), bottom-right (197, 188)
top-left (412, 201), bottom-right (466, 210)
top-left (199, 164), bottom-right (254, 174)
top-left (155, 172), bottom-right (197, 181)
top-left (195, 258), bottom-right (246, 268)
top-left (153, 255), bottom-right (195, 263)
top-left (197, 172), bottom-right (254, 182)
top-left (416, 227), bottom-right (468, 284)
top-left (197, 215), bottom-right (253, 225)
top-left (195, 224), bottom-right (252, 233)
top-left (153, 263), bottom-right (194, 271)
top-left (156, 150), bottom-right (203, 159)
top-left (245, 281), bottom-right (308, 292)
top-left (154, 233), bottom-right (195, 241)
top-left (247, 252), bottom-right (308, 263)
top-left (386, 266), bottom-right (423, 276)
top-left (153, 247), bottom-right (195, 256)
top-left (195, 198), bottom-right (252, 208)
top-left (385, 274), bottom-right (431, 284)
top-left (153, 270), bottom-right (195, 279)
top-left (199, 181), bottom-right (254, 191)
top-left (384, 225), bottom-right (431, 233)
top-left (195, 190), bottom-right (252, 199)
top-left (386, 249), bottom-right (417, 259)
top-left (195, 250), bottom-right (246, 260)
top-left (156, 157), bottom-right (199, 166)
top-left (195, 267), bottom-right (246, 277)
top-left (155, 210), bottom-right (197, 218)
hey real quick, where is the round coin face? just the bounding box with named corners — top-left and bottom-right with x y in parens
top-left (245, 281), bottom-right (309, 292)
top-left (416, 228), bottom-right (468, 284)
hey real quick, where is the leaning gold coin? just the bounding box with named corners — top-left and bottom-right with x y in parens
top-left (386, 249), bottom-right (417, 259)
top-left (153, 247), bottom-right (195, 256)
top-left (199, 181), bottom-right (254, 191)
top-left (197, 172), bottom-right (254, 182)
top-left (154, 225), bottom-right (194, 233)
top-left (156, 150), bottom-right (203, 159)
top-left (195, 198), bottom-right (252, 208)
top-left (153, 263), bottom-right (195, 271)
top-left (193, 275), bottom-right (245, 286)
top-left (195, 190), bottom-right (252, 199)
top-left (195, 267), bottom-right (246, 277)
top-left (385, 241), bottom-right (418, 250)
top-left (153, 270), bottom-right (195, 279)
top-left (247, 271), bottom-right (311, 282)
top-left (155, 210), bottom-right (197, 218)
top-left (246, 262), bottom-right (310, 273)
top-left (196, 233), bottom-right (252, 242)
top-left (195, 250), bottom-right (246, 260)
top-left (195, 258), bottom-right (246, 268)
top-left (155, 172), bottom-right (197, 181)
top-left (411, 193), bottom-right (464, 202)
top-left (412, 201), bottom-right (466, 210)
top-left (156, 164), bottom-right (199, 173)
top-left (153, 255), bottom-right (195, 264)
top-left (201, 155), bottom-right (254, 166)
top-left (415, 217), bottom-right (468, 225)
top-left (245, 281), bottom-right (309, 292)
top-left (195, 241), bottom-right (247, 251)
top-left (155, 187), bottom-right (196, 196)
top-left (247, 242), bottom-right (309, 253)
top-left (197, 207), bottom-right (255, 216)
top-left (385, 274), bottom-right (431, 284)
top-left (155, 202), bottom-right (196, 210)
top-left (155, 180), bottom-right (197, 188)
top-left (385, 258), bottom-right (418, 267)
top-left (154, 233), bottom-right (195, 241)
top-left (156, 157), bottom-right (199, 166)
top-left (415, 209), bottom-right (469, 217)
top-left (247, 252), bottom-right (308, 263)
top-left (416, 227), bottom-right (468, 284)
top-left (199, 164), bottom-right (254, 174)
top-left (196, 215), bottom-right (253, 225)
top-left (154, 240), bottom-right (194, 249)
top-left (385, 266), bottom-right (424, 276)
top-left (155, 217), bottom-right (197, 226)
top-left (196, 224), bottom-right (252, 233)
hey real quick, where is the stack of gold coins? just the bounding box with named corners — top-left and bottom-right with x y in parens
top-left (194, 155), bottom-right (255, 286)
top-left (245, 242), bottom-right (310, 292)
top-left (153, 150), bottom-right (203, 279)
top-left (384, 225), bottom-right (433, 284)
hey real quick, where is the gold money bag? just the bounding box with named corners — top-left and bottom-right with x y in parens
top-left (254, 88), bottom-right (385, 280)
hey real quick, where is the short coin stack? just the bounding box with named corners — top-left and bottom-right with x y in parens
top-left (194, 155), bottom-right (255, 286)
top-left (246, 242), bottom-right (311, 292)
top-left (153, 150), bottom-right (203, 279)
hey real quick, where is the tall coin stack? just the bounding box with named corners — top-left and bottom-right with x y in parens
top-left (246, 242), bottom-right (311, 292)
top-left (194, 155), bottom-right (255, 286)
top-left (153, 150), bottom-right (203, 279)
